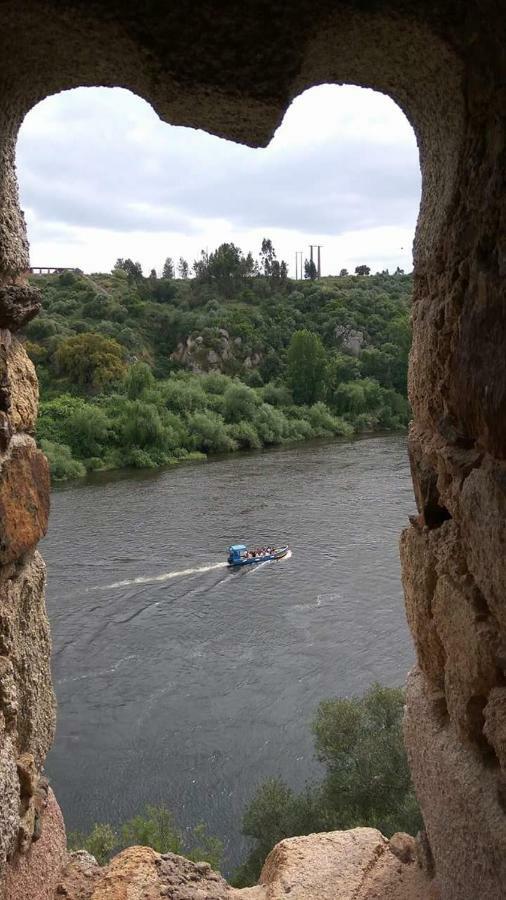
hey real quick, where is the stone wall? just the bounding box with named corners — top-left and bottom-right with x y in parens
top-left (0, 2), bottom-right (503, 898)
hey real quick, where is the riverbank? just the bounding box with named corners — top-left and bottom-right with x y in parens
top-left (38, 367), bottom-right (409, 482)
top-left (25, 268), bottom-right (411, 481)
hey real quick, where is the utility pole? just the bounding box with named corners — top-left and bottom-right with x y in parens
top-left (317, 245), bottom-right (321, 278)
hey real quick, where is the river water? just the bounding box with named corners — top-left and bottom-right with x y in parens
top-left (43, 434), bottom-right (415, 869)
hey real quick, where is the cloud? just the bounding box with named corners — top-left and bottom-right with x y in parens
top-left (17, 84), bottom-right (421, 274)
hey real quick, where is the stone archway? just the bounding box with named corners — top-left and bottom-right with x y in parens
top-left (0, 3), bottom-right (504, 898)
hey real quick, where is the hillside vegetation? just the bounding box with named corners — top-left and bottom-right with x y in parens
top-left (23, 247), bottom-right (412, 480)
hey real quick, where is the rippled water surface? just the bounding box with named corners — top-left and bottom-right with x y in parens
top-left (44, 434), bottom-right (415, 868)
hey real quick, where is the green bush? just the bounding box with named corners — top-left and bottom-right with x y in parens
top-left (67, 805), bottom-right (223, 871)
top-left (228, 420), bottom-right (262, 449)
top-left (233, 684), bottom-right (422, 887)
top-left (41, 440), bottom-right (86, 481)
top-left (188, 411), bottom-right (237, 453)
top-left (223, 383), bottom-right (259, 423)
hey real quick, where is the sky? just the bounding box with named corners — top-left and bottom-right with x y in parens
top-left (16, 84), bottom-right (421, 278)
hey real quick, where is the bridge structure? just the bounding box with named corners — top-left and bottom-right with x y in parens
top-left (29, 266), bottom-right (81, 275)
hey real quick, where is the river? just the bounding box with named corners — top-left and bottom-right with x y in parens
top-left (43, 434), bottom-right (415, 870)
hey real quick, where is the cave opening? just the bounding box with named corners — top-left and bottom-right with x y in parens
top-left (13, 82), bottom-right (422, 873)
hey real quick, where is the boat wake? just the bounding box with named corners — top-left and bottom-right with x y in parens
top-left (94, 561), bottom-right (228, 591)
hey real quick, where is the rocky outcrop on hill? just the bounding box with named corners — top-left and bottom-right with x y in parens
top-left (171, 330), bottom-right (261, 375)
top-left (54, 829), bottom-right (431, 900)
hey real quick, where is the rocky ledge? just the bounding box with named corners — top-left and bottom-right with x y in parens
top-left (52, 828), bottom-right (432, 900)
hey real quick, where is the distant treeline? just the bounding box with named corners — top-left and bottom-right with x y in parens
top-left (23, 241), bottom-right (412, 481)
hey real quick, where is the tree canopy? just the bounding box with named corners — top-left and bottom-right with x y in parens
top-left (287, 329), bottom-right (327, 405)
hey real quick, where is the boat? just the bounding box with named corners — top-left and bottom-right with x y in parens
top-left (227, 544), bottom-right (289, 568)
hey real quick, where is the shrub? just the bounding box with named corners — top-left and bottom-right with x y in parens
top-left (261, 382), bottom-right (291, 407)
top-left (188, 411), bottom-right (237, 453)
top-left (228, 420), bottom-right (262, 449)
top-left (234, 684), bottom-right (422, 886)
top-left (67, 805), bottom-right (222, 871)
top-left (40, 440), bottom-right (86, 481)
top-left (124, 362), bottom-right (156, 399)
top-left (55, 333), bottom-right (126, 392)
top-left (286, 330), bottom-right (327, 405)
top-left (252, 404), bottom-right (288, 445)
top-left (223, 383), bottom-right (259, 424)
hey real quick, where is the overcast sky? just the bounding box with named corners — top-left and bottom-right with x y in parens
top-left (17, 84), bottom-right (421, 277)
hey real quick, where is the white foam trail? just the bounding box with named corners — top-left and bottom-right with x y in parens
top-left (97, 561), bottom-right (228, 591)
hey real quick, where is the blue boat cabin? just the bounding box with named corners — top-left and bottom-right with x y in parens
top-left (228, 544), bottom-right (247, 565)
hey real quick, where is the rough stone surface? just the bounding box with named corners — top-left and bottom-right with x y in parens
top-left (5, 789), bottom-right (66, 900)
top-left (0, 284), bottom-right (41, 332)
top-left (0, 552), bottom-right (56, 876)
top-left (0, 334), bottom-right (39, 433)
top-left (405, 667), bottom-right (506, 900)
top-left (0, 437), bottom-right (50, 566)
top-left (400, 524), bottom-right (446, 691)
top-left (54, 830), bottom-right (431, 900)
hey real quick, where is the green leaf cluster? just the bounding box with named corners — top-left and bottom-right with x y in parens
top-left (233, 684), bottom-right (422, 887)
top-left (67, 804), bottom-right (222, 870)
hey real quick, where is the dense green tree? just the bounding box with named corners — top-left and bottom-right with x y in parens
top-left (178, 257), bottom-right (189, 279)
top-left (339, 268), bottom-right (349, 277)
top-left (162, 257), bottom-right (175, 279)
top-left (125, 362), bottom-right (156, 399)
top-left (196, 243), bottom-right (256, 296)
top-left (354, 264), bottom-right (371, 276)
top-left (55, 333), bottom-right (126, 392)
top-left (114, 258), bottom-right (143, 279)
top-left (304, 259), bottom-right (318, 280)
top-left (233, 684), bottom-right (421, 887)
top-left (287, 329), bottom-right (327, 405)
top-left (260, 238), bottom-right (276, 277)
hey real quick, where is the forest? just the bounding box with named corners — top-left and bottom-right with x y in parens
top-left (22, 242), bottom-right (412, 480)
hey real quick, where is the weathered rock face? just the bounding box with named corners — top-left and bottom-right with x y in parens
top-left (0, 552), bottom-right (56, 878)
top-left (0, 1), bottom-right (502, 899)
top-left (4, 789), bottom-right (67, 900)
top-left (54, 829), bottom-right (430, 900)
top-left (0, 439), bottom-right (50, 566)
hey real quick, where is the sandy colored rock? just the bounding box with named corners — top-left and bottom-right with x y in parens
top-left (0, 437), bottom-right (49, 565)
top-left (405, 666), bottom-right (506, 900)
top-left (58, 846), bottom-right (233, 900)
top-left (5, 789), bottom-right (67, 900)
top-left (431, 572), bottom-right (500, 744)
top-left (389, 832), bottom-right (416, 864)
top-left (0, 552), bottom-right (55, 875)
top-left (0, 334), bottom-right (39, 433)
top-left (257, 828), bottom-right (431, 900)
top-left (0, 551), bottom-right (55, 765)
top-left (399, 525), bottom-right (445, 690)
top-left (56, 830), bottom-right (431, 900)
